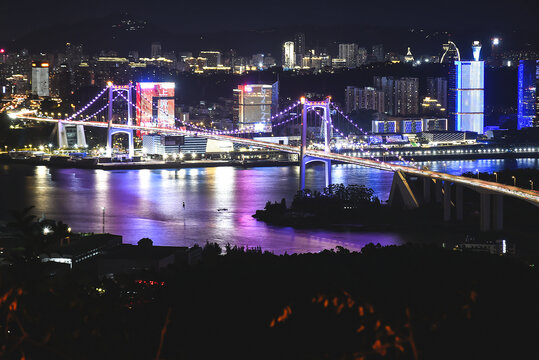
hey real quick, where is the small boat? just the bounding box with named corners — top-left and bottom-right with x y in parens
top-left (217, 208), bottom-right (228, 211)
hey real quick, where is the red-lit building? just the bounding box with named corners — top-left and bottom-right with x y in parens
top-left (136, 82), bottom-right (175, 130)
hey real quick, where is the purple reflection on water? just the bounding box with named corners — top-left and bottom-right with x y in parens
top-left (1, 158), bottom-right (535, 254)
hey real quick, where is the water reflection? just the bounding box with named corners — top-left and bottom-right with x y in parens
top-left (0, 159), bottom-right (536, 254)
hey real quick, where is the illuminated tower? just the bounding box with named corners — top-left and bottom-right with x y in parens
top-left (404, 47), bottom-right (414, 63)
top-left (339, 43), bottom-right (358, 68)
top-left (282, 42), bottom-right (295, 69)
top-left (294, 33), bottom-right (305, 67)
top-left (440, 41), bottom-right (461, 64)
top-left (452, 41), bottom-right (484, 134)
top-left (233, 84), bottom-right (274, 133)
top-left (136, 82), bottom-right (175, 129)
top-left (517, 60), bottom-right (538, 129)
top-left (31, 62), bottom-right (50, 97)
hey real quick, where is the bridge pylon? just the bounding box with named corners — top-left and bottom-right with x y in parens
top-left (57, 121), bottom-right (86, 148)
top-left (105, 83), bottom-right (134, 158)
top-left (299, 97), bottom-right (332, 190)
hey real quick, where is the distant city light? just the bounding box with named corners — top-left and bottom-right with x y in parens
top-left (492, 38), bottom-right (500, 46)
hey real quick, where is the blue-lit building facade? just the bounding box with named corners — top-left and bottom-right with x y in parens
top-left (452, 42), bottom-right (484, 134)
top-left (517, 60), bottom-right (538, 129)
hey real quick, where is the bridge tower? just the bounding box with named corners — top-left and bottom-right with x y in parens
top-left (57, 122), bottom-right (87, 148)
top-left (106, 83), bottom-right (134, 158)
top-left (299, 97), bottom-right (332, 190)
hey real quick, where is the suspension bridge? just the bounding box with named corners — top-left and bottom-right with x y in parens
top-left (10, 83), bottom-right (539, 231)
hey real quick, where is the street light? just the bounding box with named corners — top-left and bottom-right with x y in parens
top-left (511, 176), bottom-right (516, 187)
top-left (493, 172), bottom-right (498, 182)
top-left (475, 169), bottom-right (479, 179)
top-left (102, 207), bottom-right (105, 233)
top-left (530, 179), bottom-right (534, 190)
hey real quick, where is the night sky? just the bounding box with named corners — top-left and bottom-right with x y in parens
top-left (1, 0), bottom-right (537, 41)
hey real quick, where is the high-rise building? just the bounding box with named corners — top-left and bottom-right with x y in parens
top-left (339, 44), bottom-right (358, 68)
top-left (440, 41), bottom-right (460, 64)
top-left (374, 76), bottom-right (418, 116)
top-left (395, 78), bottom-right (419, 116)
top-left (517, 60), bottom-right (538, 129)
top-left (372, 44), bottom-right (384, 63)
top-left (374, 76), bottom-right (396, 115)
top-left (200, 51), bottom-right (221, 67)
top-left (294, 33), bottom-right (305, 67)
top-left (357, 47), bottom-right (367, 66)
top-left (151, 42), bottom-right (162, 58)
top-left (136, 82), bottom-right (175, 130)
top-left (345, 86), bottom-right (384, 113)
top-left (487, 37), bottom-right (503, 67)
top-left (302, 54), bottom-right (331, 70)
top-left (233, 84), bottom-right (275, 133)
top-left (282, 42), bottom-right (295, 69)
top-left (452, 41), bottom-right (484, 134)
top-left (31, 61), bottom-right (49, 97)
top-left (426, 77), bottom-right (448, 109)
top-left (65, 43), bottom-right (83, 70)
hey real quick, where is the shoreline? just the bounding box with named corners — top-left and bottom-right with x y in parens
top-left (1, 151), bottom-right (538, 170)
top-left (0, 157), bottom-right (298, 170)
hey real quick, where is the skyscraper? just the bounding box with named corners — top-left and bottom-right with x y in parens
top-left (487, 37), bottom-right (503, 67)
top-left (372, 44), bottom-right (384, 63)
top-left (31, 61), bottom-right (49, 97)
top-left (294, 33), bottom-right (305, 67)
top-left (345, 86), bottom-right (384, 113)
top-left (426, 77), bottom-right (448, 109)
top-left (452, 41), bottom-right (484, 134)
top-left (373, 76), bottom-right (418, 116)
top-left (357, 47), bottom-right (367, 66)
top-left (233, 84), bottom-right (275, 133)
top-left (200, 51), bottom-right (221, 67)
top-left (151, 42), bottom-right (162, 58)
top-left (339, 44), bottom-right (358, 68)
top-left (440, 41), bottom-right (460, 64)
top-left (136, 82), bottom-right (175, 129)
top-left (395, 78), bottom-right (419, 116)
top-left (282, 42), bottom-right (295, 69)
top-left (517, 60), bottom-right (538, 129)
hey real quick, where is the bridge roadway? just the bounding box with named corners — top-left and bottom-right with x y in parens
top-left (15, 116), bottom-right (539, 206)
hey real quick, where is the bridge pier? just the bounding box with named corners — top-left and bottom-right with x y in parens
top-left (107, 128), bottom-right (134, 159)
top-left (300, 156), bottom-right (331, 190)
top-left (480, 193), bottom-right (491, 232)
top-left (57, 121), bottom-right (68, 148)
top-left (423, 178), bottom-right (431, 203)
top-left (443, 181), bottom-right (452, 222)
top-left (388, 171), bottom-right (419, 209)
top-left (57, 122), bottom-right (86, 148)
top-left (493, 195), bottom-right (504, 231)
top-left (479, 193), bottom-right (504, 232)
top-left (456, 185), bottom-right (464, 221)
top-left (435, 180), bottom-right (443, 203)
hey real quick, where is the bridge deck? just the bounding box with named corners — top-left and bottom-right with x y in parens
top-left (15, 115), bottom-right (539, 206)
